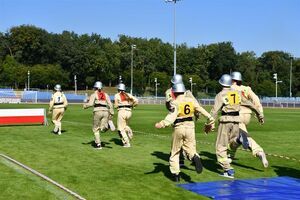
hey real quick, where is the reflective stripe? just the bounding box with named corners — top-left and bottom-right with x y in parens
top-left (94, 104), bottom-right (107, 108)
top-left (174, 117), bottom-right (193, 124)
top-left (118, 105), bottom-right (132, 109)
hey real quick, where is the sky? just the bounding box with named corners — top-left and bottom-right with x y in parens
top-left (1, 0), bottom-right (299, 57)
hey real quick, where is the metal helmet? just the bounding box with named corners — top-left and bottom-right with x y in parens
top-left (172, 83), bottom-right (186, 93)
top-left (54, 84), bottom-right (61, 91)
top-left (231, 71), bottom-right (242, 81)
top-left (171, 74), bottom-right (183, 84)
top-left (93, 81), bottom-right (103, 90)
top-left (219, 74), bottom-right (232, 87)
top-left (118, 83), bottom-right (126, 91)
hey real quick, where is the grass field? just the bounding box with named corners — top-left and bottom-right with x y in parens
top-left (0, 104), bottom-right (300, 200)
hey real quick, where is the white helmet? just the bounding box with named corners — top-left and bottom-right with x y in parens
top-left (219, 74), bottom-right (232, 87)
top-left (172, 83), bottom-right (186, 93)
top-left (54, 84), bottom-right (61, 91)
top-left (171, 74), bottom-right (183, 84)
top-left (118, 83), bottom-right (126, 91)
top-left (93, 81), bottom-right (103, 90)
top-left (231, 71), bottom-right (242, 81)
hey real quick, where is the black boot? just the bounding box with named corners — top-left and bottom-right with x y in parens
top-left (192, 155), bottom-right (203, 174)
top-left (172, 173), bottom-right (180, 182)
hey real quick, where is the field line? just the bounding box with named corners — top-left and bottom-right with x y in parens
top-left (0, 153), bottom-right (86, 200)
top-left (133, 130), bottom-right (300, 163)
top-left (64, 120), bottom-right (300, 163)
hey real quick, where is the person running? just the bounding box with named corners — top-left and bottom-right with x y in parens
top-left (83, 81), bottom-right (114, 149)
top-left (49, 84), bottom-right (68, 135)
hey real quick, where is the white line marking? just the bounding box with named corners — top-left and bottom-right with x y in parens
top-left (64, 121), bottom-right (300, 163)
top-left (0, 153), bottom-right (86, 200)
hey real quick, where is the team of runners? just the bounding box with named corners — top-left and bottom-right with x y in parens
top-left (49, 71), bottom-right (268, 181)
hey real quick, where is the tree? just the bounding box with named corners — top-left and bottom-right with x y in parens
top-left (8, 25), bottom-right (53, 64)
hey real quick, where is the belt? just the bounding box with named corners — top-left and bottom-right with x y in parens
top-left (54, 102), bottom-right (64, 105)
top-left (174, 117), bottom-right (193, 124)
top-left (221, 111), bottom-right (239, 116)
top-left (94, 104), bottom-right (107, 108)
top-left (118, 105), bottom-right (132, 109)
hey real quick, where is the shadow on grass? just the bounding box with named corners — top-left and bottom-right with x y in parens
top-left (109, 138), bottom-right (123, 146)
top-left (273, 165), bottom-right (300, 178)
top-left (200, 151), bottom-right (263, 173)
top-left (231, 161), bottom-right (263, 172)
top-left (82, 140), bottom-right (112, 149)
top-left (200, 151), bottom-right (222, 174)
top-left (146, 151), bottom-right (194, 183)
top-left (51, 130), bottom-right (67, 135)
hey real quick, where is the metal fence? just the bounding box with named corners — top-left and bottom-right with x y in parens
top-left (137, 97), bottom-right (300, 108)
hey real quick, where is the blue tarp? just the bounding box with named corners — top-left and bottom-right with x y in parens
top-left (178, 176), bottom-right (300, 200)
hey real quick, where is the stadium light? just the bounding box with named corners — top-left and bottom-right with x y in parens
top-left (189, 77), bottom-right (196, 93)
top-left (289, 56), bottom-right (293, 97)
top-left (130, 44), bottom-right (136, 95)
top-left (273, 73), bottom-right (282, 101)
top-left (154, 78), bottom-right (160, 99)
top-left (165, 0), bottom-right (181, 76)
top-left (27, 70), bottom-right (30, 91)
top-left (74, 75), bottom-right (77, 95)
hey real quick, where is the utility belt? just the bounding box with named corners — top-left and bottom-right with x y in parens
top-left (118, 105), bottom-right (132, 109)
top-left (54, 102), bottom-right (64, 106)
top-left (174, 117), bottom-right (193, 125)
top-left (94, 104), bottom-right (107, 108)
top-left (221, 111), bottom-right (239, 116)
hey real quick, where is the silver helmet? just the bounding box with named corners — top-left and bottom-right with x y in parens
top-left (54, 84), bottom-right (61, 91)
top-left (172, 83), bottom-right (186, 93)
top-left (93, 81), bottom-right (103, 90)
top-left (171, 74), bottom-right (183, 84)
top-left (219, 74), bottom-right (232, 87)
top-left (118, 83), bottom-right (126, 91)
top-left (231, 71), bottom-right (242, 81)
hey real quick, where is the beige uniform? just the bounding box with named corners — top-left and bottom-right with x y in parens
top-left (231, 84), bottom-right (264, 155)
top-left (165, 88), bottom-right (206, 119)
top-left (158, 94), bottom-right (214, 175)
top-left (210, 88), bottom-right (263, 171)
top-left (49, 91), bottom-right (68, 133)
top-left (114, 92), bottom-right (138, 146)
top-left (84, 90), bottom-right (114, 145)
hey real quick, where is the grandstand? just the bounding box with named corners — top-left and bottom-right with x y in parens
top-left (0, 88), bottom-right (86, 103)
top-left (0, 88), bottom-right (20, 103)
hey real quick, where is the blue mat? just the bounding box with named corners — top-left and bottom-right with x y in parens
top-left (178, 176), bottom-right (300, 199)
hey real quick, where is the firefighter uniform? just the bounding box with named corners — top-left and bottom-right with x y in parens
top-left (114, 91), bottom-right (138, 147)
top-left (230, 84), bottom-right (265, 156)
top-left (157, 92), bottom-right (214, 176)
top-left (83, 90), bottom-right (114, 147)
top-left (210, 87), bottom-right (263, 172)
top-left (49, 91), bottom-right (68, 135)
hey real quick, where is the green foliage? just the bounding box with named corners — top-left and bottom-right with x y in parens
top-left (0, 25), bottom-right (299, 96)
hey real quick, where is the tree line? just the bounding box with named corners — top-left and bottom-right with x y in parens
top-left (0, 25), bottom-right (299, 97)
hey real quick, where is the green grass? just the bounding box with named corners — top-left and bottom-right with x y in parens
top-left (0, 104), bottom-right (299, 200)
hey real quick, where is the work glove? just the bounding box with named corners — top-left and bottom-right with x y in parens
top-left (204, 116), bottom-right (215, 134)
top-left (257, 113), bottom-right (264, 125)
top-left (204, 123), bottom-right (215, 134)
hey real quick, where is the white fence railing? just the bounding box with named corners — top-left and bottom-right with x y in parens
top-left (136, 97), bottom-right (300, 108)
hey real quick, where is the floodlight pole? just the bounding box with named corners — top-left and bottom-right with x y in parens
top-left (165, 0), bottom-right (180, 76)
top-left (74, 75), bottom-right (77, 95)
top-left (130, 44), bottom-right (136, 95)
top-left (27, 70), bottom-right (30, 91)
top-left (289, 57), bottom-right (293, 97)
top-left (273, 73), bottom-right (282, 101)
top-left (154, 78), bottom-right (160, 99)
